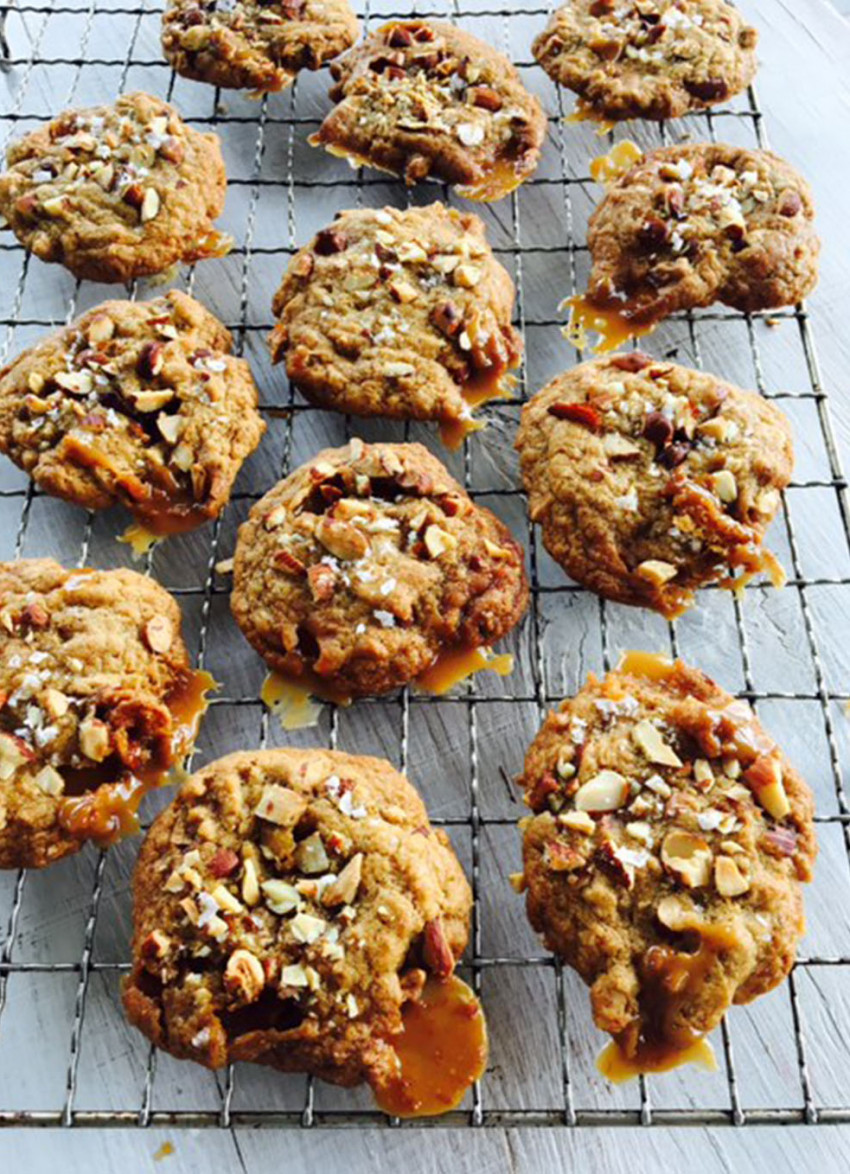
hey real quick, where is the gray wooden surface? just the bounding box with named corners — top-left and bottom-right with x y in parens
top-left (1, 0), bottom-right (850, 1169)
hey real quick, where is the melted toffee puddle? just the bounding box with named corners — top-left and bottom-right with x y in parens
top-left (565, 101), bottom-right (617, 137)
top-left (261, 671), bottom-right (330, 732)
top-left (58, 668), bottom-right (215, 846)
top-left (563, 294), bottom-right (655, 356)
top-left (119, 521), bottom-right (161, 559)
top-left (415, 646), bottom-right (514, 695)
top-left (373, 975), bottom-right (488, 1118)
top-left (597, 1035), bottom-right (717, 1084)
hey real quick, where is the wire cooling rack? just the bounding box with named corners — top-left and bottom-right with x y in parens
top-left (1, 0), bottom-right (850, 1134)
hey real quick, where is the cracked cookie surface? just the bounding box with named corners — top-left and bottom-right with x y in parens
top-left (231, 440), bottom-right (528, 699)
top-left (312, 20), bottom-right (546, 200)
top-left (584, 142), bottom-right (819, 326)
top-left (123, 747), bottom-right (471, 1091)
top-left (0, 558), bottom-right (201, 869)
top-left (0, 92), bottom-right (229, 283)
top-left (162, 0), bottom-right (358, 93)
top-left (518, 654), bottom-right (816, 1064)
top-left (269, 203), bottom-right (522, 436)
top-left (533, 0), bottom-right (758, 121)
top-left (516, 354), bottom-right (792, 617)
top-left (0, 291), bottom-right (265, 535)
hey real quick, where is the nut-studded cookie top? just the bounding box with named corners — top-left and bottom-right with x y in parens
top-left (122, 748), bottom-right (471, 1090)
top-left (518, 654), bottom-right (816, 1061)
top-left (0, 559), bottom-right (200, 870)
top-left (586, 143), bottom-right (819, 324)
top-left (0, 92), bottom-right (229, 283)
top-left (0, 292), bottom-right (265, 534)
top-left (516, 354), bottom-right (792, 618)
top-left (312, 20), bottom-right (546, 200)
top-left (269, 203), bottom-right (522, 435)
top-left (162, 0), bottom-right (359, 94)
top-left (231, 441), bottom-right (528, 699)
top-left (533, 0), bottom-right (758, 121)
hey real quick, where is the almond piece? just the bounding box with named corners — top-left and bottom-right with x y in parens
top-left (157, 412), bottom-right (183, 445)
top-left (261, 879), bottom-right (300, 915)
top-left (744, 753), bottom-right (790, 820)
top-left (388, 277), bottom-right (419, 304)
top-left (133, 389), bottom-right (174, 413)
top-left (656, 894), bottom-right (700, 932)
top-left (456, 122), bottom-right (484, 148)
top-left (143, 615), bottom-right (173, 654)
top-left (33, 764), bottom-right (65, 796)
top-left (140, 187), bottom-right (160, 222)
top-left (635, 559), bottom-right (678, 586)
top-left (322, 853), bottom-right (364, 907)
top-left (573, 769), bottom-right (629, 813)
top-left (661, 829), bottom-right (713, 889)
top-left (714, 855), bottom-right (750, 897)
top-left (453, 263), bottom-right (481, 289)
top-left (241, 855), bottom-right (261, 906)
top-left (423, 524), bottom-right (458, 559)
top-left (710, 469), bottom-right (738, 503)
top-left (422, 918), bottom-right (455, 978)
top-left (633, 719), bottom-right (682, 767)
top-left (558, 810), bottom-right (595, 835)
top-left (295, 831), bottom-right (329, 875)
top-left (315, 516), bottom-right (368, 561)
top-left (78, 715), bottom-right (111, 763)
top-left (254, 784), bottom-right (307, 827)
top-left (224, 948), bottom-right (265, 1004)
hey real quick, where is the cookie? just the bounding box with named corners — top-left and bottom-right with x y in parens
top-left (0, 291), bottom-right (265, 536)
top-left (311, 20), bottom-right (546, 201)
top-left (162, 0), bottom-right (358, 93)
top-left (516, 353), bottom-right (792, 618)
top-left (517, 652), bottom-right (816, 1069)
top-left (122, 748), bottom-right (472, 1095)
top-left (582, 143), bottom-right (819, 328)
top-left (0, 558), bottom-right (208, 870)
top-left (0, 92), bottom-right (229, 283)
top-left (533, 0), bottom-right (758, 121)
top-left (269, 203), bottom-right (522, 440)
top-left (231, 440), bottom-right (528, 699)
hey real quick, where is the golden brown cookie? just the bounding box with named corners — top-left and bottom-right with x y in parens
top-left (0, 291), bottom-right (265, 536)
top-left (582, 142), bottom-right (819, 330)
top-left (533, 0), bottom-right (758, 121)
top-left (0, 92), bottom-right (229, 283)
top-left (517, 653), bottom-right (816, 1071)
top-left (269, 203), bottom-right (522, 442)
top-left (516, 354), bottom-right (792, 618)
top-left (162, 0), bottom-right (359, 93)
top-left (0, 559), bottom-right (209, 870)
top-left (122, 747), bottom-right (471, 1094)
top-left (231, 440), bottom-right (529, 699)
top-left (311, 20), bottom-right (546, 200)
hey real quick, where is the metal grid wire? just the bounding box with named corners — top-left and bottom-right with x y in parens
top-left (0, 0), bottom-right (849, 1133)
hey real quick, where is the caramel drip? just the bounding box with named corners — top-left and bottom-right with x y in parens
top-left (565, 101), bottom-right (616, 137)
top-left (615, 649), bottom-right (677, 681)
top-left (589, 138), bottom-right (643, 185)
top-left (57, 668), bottom-right (214, 847)
top-left (414, 646), bottom-right (514, 696)
top-left (260, 671), bottom-right (327, 732)
top-left (563, 294), bottom-right (656, 355)
top-left (373, 975), bottom-right (488, 1118)
top-left (119, 522), bottom-right (161, 558)
top-left (597, 1034), bottom-right (717, 1083)
top-left (456, 157), bottom-right (527, 204)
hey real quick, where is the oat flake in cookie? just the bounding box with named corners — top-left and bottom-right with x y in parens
top-left (231, 440), bottom-right (528, 700)
top-left (516, 354), bottom-right (792, 618)
top-left (0, 559), bottom-right (211, 870)
top-left (0, 291), bottom-right (265, 536)
top-left (575, 143), bottom-right (819, 342)
top-left (517, 652), bottom-right (816, 1078)
top-left (311, 20), bottom-right (546, 201)
top-left (123, 748), bottom-right (485, 1113)
top-left (269, 203), bottom-right (522, 446)
top-left (0, 92), bottom-right (229, 284)
top-left (162, 0), bottom-right (359, 94)
top-left (533, 0), bottom-right (758, 122)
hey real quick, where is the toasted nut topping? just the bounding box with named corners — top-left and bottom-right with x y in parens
top-left (78, 715), bottom-right (111, 763)
top-left (710, 469), bottom-right (738, 504)
top-left (138, 340), bottom-right (165, 380)
top-left (714, 855), bottom-right (750, 897)
top-left (43, 688), bottom-right (70, 720)
top-left (315, 516), bottom-right (369, 561)
top-left (388, 277), bottom-right (419, 304)
top-left (422, 918), bottom-right (455, 978)
top-left (558, 810), bottom-right (595, 835)
top-left (556, 748), bottom-right (576, 779)
top-left (636, 559), bottom-right (680, 591)
top-left (453, 263), bottom-right (481, 289)
top-left (574, 769), bottom-right (629, 813)
top-left (322, 853), bottom-right (364, 907)
top-left (85, 315), bottom-right (115, 345)
top-left (261, 879), bottom-right (300, 915)
top-left (224, 948), bottom-right (265, 1004)
top-left (290, 911), bottom-right (327, 944)
top-left (211, 883), bottom-right (243, 915)
top-left (698, 416), bottom-right (731, 443)
top-left (603, 433), bottom-right (642, 459)
top-left (143, 615), bottom-right (173, 654)
top-left (656, 894), bottom-right (700, 932)
top-left (157, 412), bottom-right (183, 445)
top-left (633, 719), bottom-right (682, 767)
top-left (274, 549), bottom-right (308, 577)
top-left (661, 829), bottom-right (713, 889)
top-left (280, 963), bottom-right (309, 988)
top-left (264, 505), bottom-right (288, 530)
top-left (744, 753), bottom-right (790, 820)
top-left (315, 228), bottom-right (347, 255)
top-left (241, 856), bottom-right (261, 906)
top-left (423, 524), bottom-right (458, 559)
top-left (132, 389), bottom-right (175, 414)
top-left (141, 929), bottom-right (172, 962)
top-left (140, 188), bottom-right (161, 222)
top-left (456, 122), bottom-right (484, 148)
top-left (209, 847), bottom-right (240, 879)
top-left (27, 370), bottom-right (46, 394)
top-left (33, 764), bottom-right (65, 796)
top-left (694, 758), bottom-right (714, 786)
top-left (295, 831), bottom-right (330, 875)
top-left (254, 784), bottom-right (307, 827)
